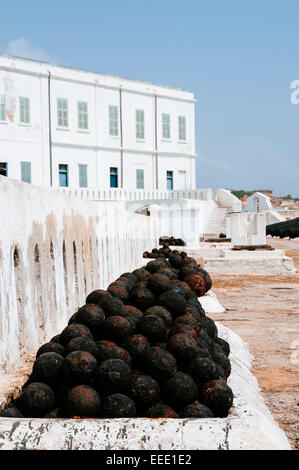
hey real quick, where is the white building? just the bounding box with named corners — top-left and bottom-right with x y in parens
top-left (0, 54), bottom-right (196, 191)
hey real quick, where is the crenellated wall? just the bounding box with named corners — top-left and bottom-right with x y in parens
top-left (0, 176), bottom-right (158, 372)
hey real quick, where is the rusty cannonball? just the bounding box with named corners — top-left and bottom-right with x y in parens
top-left (157, 290), bottom-right (186, 318)
top-left (163, 372), bottom-right (198, 410)
top-left (169, 280), bottom-right (196, 300)
top-left (96, 340), bottom-right (132, 367)
top-left (98, 295), bottom-right (126, 318)
top-left (199, 379), bottom-right (233, 417)
top-left (167, 333), bottom-right (198, 363)
top-left (157, 267), bottom-right (178, 280)
top-left (145, 259), bottom-right (170, 274)
top-left (121, 335), bottom-right (150, 367)
top-left (68, 311), bottom-right (80, 325)
top-left (44, 408), bottom-right (62, 418)
top-left (132, 267), bottom-right (151, 281)
top-left (59, 323), bottom-right (93, 346)
top-left (32, 352), bottom-right (64, 386)
top-left (144, 346), bottom-right (177, 381)
top-left (212, 349), bottom-right (231, 379)
top-left (75, 304), bottom-right (105, 339)
top-left (65, 385), bottom-right (101, 418)
top-left (101, 393), bottom-right (136, 418)
top-left (121, 305), bottom-right (143, 328)
top-left (18, 382), bottom-right (55, 418)
top-left (179, 265), bottom-right (200, 281)
top-left (36, 341), bottom-right (65, 358)
top-left (144, 305), bottom-right (173, 328)
top-left (169, 323), bottom-right (197, 339)
top-left (130, 374), bottom-right (160, 411)
top-left (183, 273), bottom-right (206, 297)
top-left (65, 337), bottom-right (100, 361)
top-left (174, 315), bottom-right (200, 334)
top-left (60, 350), bottom-right (98, 386)
top-left (107, 281), bottom-right (130, 303)
top-left (185, 356), bottom-right (219, 388)
top-left (197, 268), bottom-right (212, 292)
top-left (50, 334), bottom-right (61, 344)
top-left (146, 273), bottom-right (171, 296)
top-left (145, 403), bottom-right (179, 418)
top-left (86, 289), bottom-right (111, 305)
top-left (97, 315), bottom-right (133, 343)
top-left (94, 359), bottom-right (131, 396)
top-left (129, 286), bottom-right (156, 312)
top-left (180, 401), bottom-right (214, 418)
top-left (136, 315), bottom-right (168, 344)
top-left (119, 273), bottom-right (138, 291)
top-left (185, 304), bottom-right (204, 323)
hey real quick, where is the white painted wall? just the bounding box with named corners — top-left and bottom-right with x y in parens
top-left (0, 54), bottom-right (196, 191)
top-left (0, 176), bottom-right (158, 373)
top-left (244, 192), bottom-right (272, 212)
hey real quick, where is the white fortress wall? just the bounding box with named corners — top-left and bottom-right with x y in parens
top-left (0, 176), bottom-right (159, 373)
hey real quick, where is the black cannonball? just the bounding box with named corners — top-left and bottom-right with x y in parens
top-left (121, 305), bottom-right (143, 328)
top-left (168, 254), bottom-right (185, 269)
top-left (136, 315), bottom-right (168, 343)
top-left (200, 379), bottom-right (233, 417)
top-left (145, 403), bottom-right (178, 418)
top-left (185, 356), bottom-right (219, 387)
top-left (50, 334), bottom-right (61, 344)
top-left (163, 372), bottom-right (198, 410)
top-left (174, 315), bottom-right (200, 333)
top-left (68, 311), bottom-right (79, 325)
top-left (201, 317), bottom-right (218, 339)
top-left (65, 337), bottom-right (100, 361)
top-left (183, 273), bottom-right (206, 297)
top-left (144, 305), bottom-right (173, 328)
top-left (86, 289), bottom-right (111, 305)
top-left (122, 335), bottom-right (150, 367)
top-left (214, 337), bottom-right (230, 357)
top-left (167, 333), bottom-right (198, 363)
top-left (169, 323), bottom-right (197, 339)
top-left (119, 273), bottom-right (138, 291)
top-left (132, 267), bottom-right (151, 281)
top-left (18, 382), bottom-right (55, 417)
top-left (101, 393), bottom-right (136, 418)
top-left (32, 352), bottom-right (64, 385)
top-left (98, 316), bottom-right (133, 343)
top-left (146, 273), bottom-right (171, 296)
top-left (144, 347), bottom-right (177, 381)
top-left (96, 340), bottom-right (132, 367)
top-left (157, 290), bottom-right (186, 318)
top-left (60, 350), bottom-right (97, 386)
top-left (65, 385), bottom-right (101, 418)
top-left (130, 286), bottom-right (156, 311)
top-left (130, 374), bottom-right (160, 410)
top-left (180, 401), bottom-right (214, 418)
top-left (197, 268), bottom-right (212, 292)
top-left (94, 359), bottom-right (131, 396)
top-left (98, 295), bottom-right (126, 318)
top-left (36, 341), bottom-right (65, 358)
top-left (107, 281), bottom-right (130, 303)
top-left (44, 408), bottom-right (62, 418)
top-left (75, 304), bottom-right (105, 339)
top-left (212, 350), bottom-right (231, 379)
top-left (59, 324), bottom-right (93, 346)
top-left (146, 259), bottom-right (170, 274)
top-left (0, 406), bottom-right (23, 418)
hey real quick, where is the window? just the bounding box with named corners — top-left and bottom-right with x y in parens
top-left (0, 162), bottom-right (7, 176)
top-left (0, 94), bottom-right (6, 121)
top-left (78, 164), bottom-right (88, 187)
top-left (136, 109), bottom-right (145, 139)
top-left (57, 98), bottom-right (68, 127)
top-left (109, 105), bottom-right (119, 136)
top-left (178, 115), bottom-right (186, 141)
top-left (59, 164), bottom-right (68, 187)
top-left (21, 161), bottom-right (31, 183)
top-left (167, 170), bottom-right (173, 190)
top-left (162, 113), bottom-right (170, 139)
top-left (136, 169), bottom-right (144, 189)
top-left (19, 97), bottom-right (30, 124)
top-left (110, 167), bottom-right (118, 188)
top-left (78, 101), bottom-right (88, 130)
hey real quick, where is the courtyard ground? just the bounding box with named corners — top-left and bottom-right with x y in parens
top-left (206, 236), bottom-right (299, 450)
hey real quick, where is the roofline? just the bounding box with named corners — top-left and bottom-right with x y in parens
top-left (0, 53), bottom-right (193, 95)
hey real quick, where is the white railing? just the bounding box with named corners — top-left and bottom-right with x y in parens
top-left (55, 187), bottom-right (213, 202)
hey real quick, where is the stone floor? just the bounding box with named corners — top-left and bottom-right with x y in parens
top-left (204, 236), bottom-right (299, 450)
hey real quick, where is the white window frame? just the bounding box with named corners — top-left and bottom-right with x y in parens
top-left (19, 96), bottom-right (30, 124)
top-left (109, 105), bottom-right (119, 136)
top-left (162, 113), bottom-right (171, 139)
top-left (77, 101), bottom-right (88, 130)
top-left (136, 109), bottom-right (145, 140)
top-left (57, 98), bottom-right (68, 128)
top-left (0, 94), bottom-right (6, 121)
top-left (178, 115), bottom-right (186, 141)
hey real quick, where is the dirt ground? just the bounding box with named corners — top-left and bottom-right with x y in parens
top-left (206, 236), bottom-right (299, 450)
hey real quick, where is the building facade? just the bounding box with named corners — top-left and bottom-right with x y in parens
top-left (0, 55), bottom-right (196, 191)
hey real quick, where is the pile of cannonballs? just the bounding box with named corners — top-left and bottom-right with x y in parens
top-left (1, 250), bottom-right (233, 420)
top-left (143, 241), bottom-right (187, 259)
top-left (159, 236), bottom-right (186, 246)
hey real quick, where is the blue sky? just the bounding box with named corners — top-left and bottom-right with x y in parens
top-left (1, 0), bottom-right (298, 196)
